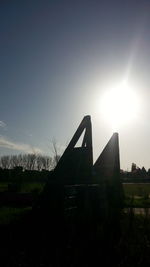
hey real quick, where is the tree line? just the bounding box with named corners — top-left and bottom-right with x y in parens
top-left (0, 153), bottom-right (61, 171)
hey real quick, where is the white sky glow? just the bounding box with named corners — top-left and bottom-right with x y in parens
top-left (100, 82), bottom-right (141, 131)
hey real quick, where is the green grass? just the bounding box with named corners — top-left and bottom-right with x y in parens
top-left (20, 182), bottom-right (45, 193)
top-left (123, 183), bottom-right (150, 197)
top-left (1, 182), bottom-right (150, 211)
top-left (123, 184), bottom-right (150, 207)
top-left (0, 182), bottom-right (45, 225)
top-left (0, 182), bottom-right (45, 193)
top-left (0, 207), bottom-right (32, 224)
top-left (0, 182), bottom-right (149, 195)
top-left (124, 197), bottom-right (150, 207)
top-left (0, 183), bottom-right (9, 192)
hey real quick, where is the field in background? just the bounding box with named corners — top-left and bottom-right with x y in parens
top-left (1, 181), bottom-right (150, 266)
top-left (0, 181), bottom-right (45, 224)
top-left (123, 183), bottom-right (150, 197)
top-left (0, 181), bottom-right (45, 193)
top-left (1, 181), bottom-right (150, 196)
top-left (0, 182), bottom-right (150, 224)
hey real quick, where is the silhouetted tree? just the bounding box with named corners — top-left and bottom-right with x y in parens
top-left (0, 154), bottom-right (55, 171)
top-left (141, 166), bottom-right (147, 177)
top-left (131, 163), bottom-right (136, 172)
top-left (51, 139), bottom-right (61, 167)
top-left (148, 168), bottom-right (150, 177)
top-left (0, 155), bottom-right (11, 169)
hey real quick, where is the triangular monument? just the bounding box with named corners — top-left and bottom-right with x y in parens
top-left (53, 115), bottom-right (93, 184)
top-left (94, 133), bottom-right (120, 179)
top-left (93, 133), bottom-right (124, 220)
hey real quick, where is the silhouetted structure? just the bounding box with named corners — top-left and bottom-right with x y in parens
top-left (0, 116), bottom-right (125, 267)
top-left (37, 116), bottom-right (123, 234)
top-left (94, 132), bottom-right (120, 178)
top-left (54, 115), bottom-right (93, 184)
top-left (93, 133), bottom-right (124, 225)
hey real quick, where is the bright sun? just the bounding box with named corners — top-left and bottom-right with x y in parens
top-left (100, 82), bottom-right (140, 130)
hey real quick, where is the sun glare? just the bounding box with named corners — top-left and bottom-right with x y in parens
top-left (100, 82), bottom-right (140, 130)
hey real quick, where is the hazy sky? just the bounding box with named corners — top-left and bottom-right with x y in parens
top-left (0, 0), bottom-right (150, 170)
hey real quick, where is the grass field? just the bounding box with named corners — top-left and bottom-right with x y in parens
top-left (123, 183), bottom-right (150, 197)
top-left (0, 183), bottom-right (9, 192)
top-left (0, 182), bottom-right (150, 225)
top-left (0, 182), bottom-right (150, 266)
top-left (0, 182), bottom-right (44, 224)
top-left (0, 182), bottom-right (45, 193)
top-left (1, 182), bottom-right (150, 196)
top-left (0, 207), bottom-right (32, 224)
top-left (20, 182), bottom-right (45, 193)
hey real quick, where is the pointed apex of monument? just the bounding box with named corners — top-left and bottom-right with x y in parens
top-left (93, 132), bottom-right (120, 177)
top-left (54, 115), bottom-right (93, 183)
top-left (84, 115), bottom-right (91, 120)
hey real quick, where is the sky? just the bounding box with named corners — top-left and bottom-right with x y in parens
top-left (0, 0), bottom-right (150, 170)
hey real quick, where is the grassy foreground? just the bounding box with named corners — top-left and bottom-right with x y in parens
top-left (0, 182), bottom-right (150, 265)
top-left (123, 183), bottom-right (150, 197)
top-left (0, 182), bottom-right (150, 225)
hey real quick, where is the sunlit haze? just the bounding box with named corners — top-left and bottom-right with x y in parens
top-left (100, 82), bottom-right (141, 131)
